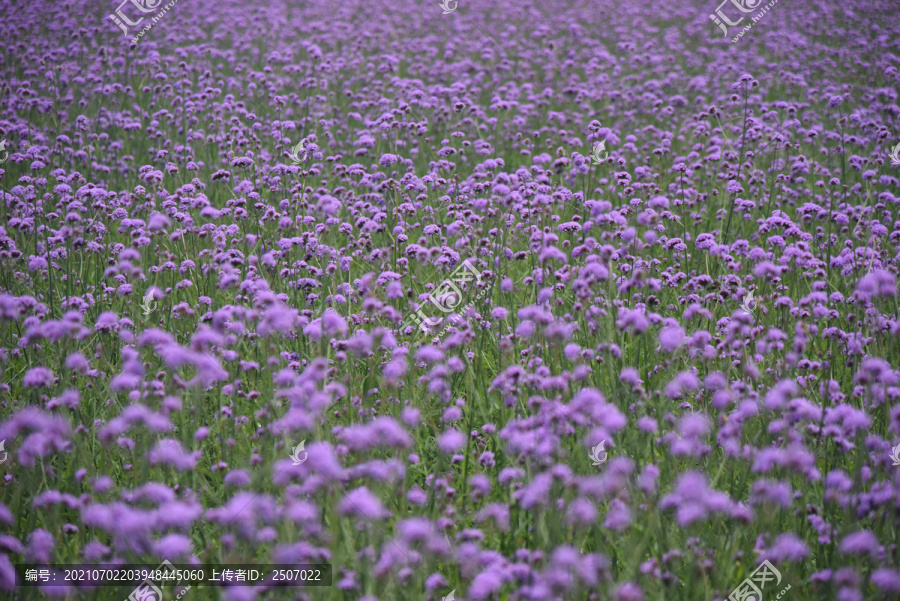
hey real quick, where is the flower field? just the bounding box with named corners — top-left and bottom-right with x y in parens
top-left (1, 0), bottom-right (899, 600)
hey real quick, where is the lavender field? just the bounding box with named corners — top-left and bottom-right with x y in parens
top-left (1, 0), bottom-right (900, 599)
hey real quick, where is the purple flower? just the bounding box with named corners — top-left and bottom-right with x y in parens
top-left (750, 479), bottom-right (793, 509)
top-left (0, 504), bottom-right (12, 527)
top-left (81, 541), bottom-right (110, 561)
top-left (416, 345), bottom-right (445, 363)
top-left (665, 371), bottom-right (699, 399)
top-left (838, 530), bottom-right (880, 557)
top-left (768, 533), bottom-right (810, 562)
top-left (856, 269), bottom-right (896, 299)
top-left (0, 554), bottom-right (14, 592)
top-left (26, 529), bottom-right (55, 563)
top-left (603, 499), bottom-right (632, 531)
top-left (469, 566), bottom-right (505, 600)
top-left (871, 568), bottom-right (900, 593)
top-left (339, 417), bottom-right (412, 451)
top-left (491, 307), bottom-right (509, 320)
top-left (658, 325), bottom-right (685, 352)
top-left (23, 367), bottom-right (54, 388)
top-left (660, 471), bottom-right (732, 527)
top-left (385, 357), bottom-right (408, 382)
top-left (379, 153), bottom-right (399, 166)
top-left (566, 497), bottom-right (598, 526)
top-left (153, 533), bottom-right (193, 558)
top-left (65, 353), bottom-right (90, 373)
top-left (28, 256), bottom-right (48, 271)
top-left (338, 487), bottom-right (387, 520)
top-left (148, 439), bottom-right (200, 471)
top-left (615, 582), bottom-right (644, 601)
top-left (437, 429), bottom-right (466, 454)
top-left (224, 470), bottom-right (252, 488)
top-left (322, 308), bottom-right (349, 336)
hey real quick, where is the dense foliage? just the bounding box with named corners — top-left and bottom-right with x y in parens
top-left (1, 1), bottom-right (899, 600)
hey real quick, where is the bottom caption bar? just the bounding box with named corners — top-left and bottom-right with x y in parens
top-left (16, 562), bottom-right (332, 587)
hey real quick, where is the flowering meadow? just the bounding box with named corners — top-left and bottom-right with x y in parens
top-left (1, 0), bottom-right (900, 599)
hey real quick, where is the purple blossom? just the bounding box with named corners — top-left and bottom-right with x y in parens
top-left (437, 429), bottom-right (466, 454)
top-left (23, 367), bottom-right (54, 388)
top-left (338, 487), bottom-right (387, 520)
top-left (838, 530), bottom-right (880, 557)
